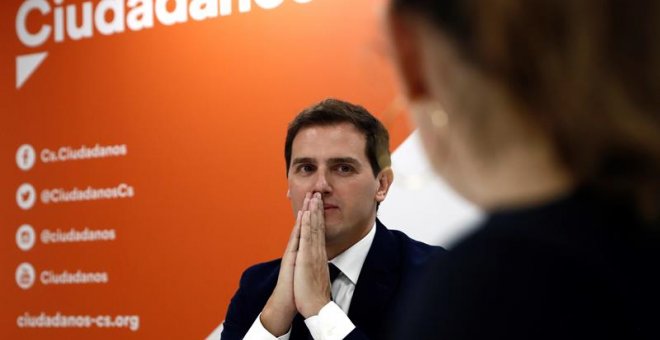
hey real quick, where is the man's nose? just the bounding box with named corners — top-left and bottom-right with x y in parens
top-left (312, 170), bottom-right (332, 194)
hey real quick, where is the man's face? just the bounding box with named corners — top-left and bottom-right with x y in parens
top-left (287, 123), bottom-right (385, 252)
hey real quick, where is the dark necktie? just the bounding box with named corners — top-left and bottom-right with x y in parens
top-left (328, 263), bottom-right (341, 283)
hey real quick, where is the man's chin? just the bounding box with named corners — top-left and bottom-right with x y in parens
top-left (323, 221), bottom-right (342, 239)
top-left (323, 216), bottom-right (341, 229)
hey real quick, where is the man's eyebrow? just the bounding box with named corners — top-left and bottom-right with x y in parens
top-left (328, 157), bottom-right (361, 166)
top-left (291, 157), bottom-right (317, 165)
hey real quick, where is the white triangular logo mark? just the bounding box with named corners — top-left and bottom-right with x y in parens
top-left (16, 52), bottom-right (48, 89)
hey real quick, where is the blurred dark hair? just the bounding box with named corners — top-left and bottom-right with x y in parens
top-left (285, 98), bottom-right (391, 177)
top-left (392, 0), bottom-right (660, 220)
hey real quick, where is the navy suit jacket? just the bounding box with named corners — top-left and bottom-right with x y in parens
top-left (221, 219), bottom-right (443, 340)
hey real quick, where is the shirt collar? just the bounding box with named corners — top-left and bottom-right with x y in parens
top-left (329, 222), bottom-right (376, 285)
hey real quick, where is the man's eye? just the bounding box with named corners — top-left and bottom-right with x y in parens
top-left (336, 164), bottom-right (355, 174)
top-left (298, 165), bottom-right (315, 173)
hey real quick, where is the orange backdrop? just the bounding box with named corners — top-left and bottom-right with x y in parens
top-left (1, 0), bottom-right (412, 338)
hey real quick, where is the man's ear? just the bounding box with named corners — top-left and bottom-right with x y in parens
top-left (286, 189), bottom-right (291, 198)
top-left (387, 11), bottom-right (429, 100)
top-left (375, 167), bottom-right (394, 202)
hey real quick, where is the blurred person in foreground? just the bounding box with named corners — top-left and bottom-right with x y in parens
top-left (387, 0), bottom-right (660, 338)
top-left (220, 99), bottom-right (443, 340)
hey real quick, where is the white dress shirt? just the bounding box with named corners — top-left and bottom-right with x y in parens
top-left (242, 223), bottom-right (377, 340)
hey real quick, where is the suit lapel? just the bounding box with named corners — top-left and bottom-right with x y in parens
top-left (347, 220), bottom-right (402, 337)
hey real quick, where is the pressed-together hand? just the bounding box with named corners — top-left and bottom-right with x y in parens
top-left (294, 192), bottom-right (332, 318)
top-left (260, 193), bottom-right (311, 336)
top-left (261, 192), bottom-right (333, 335)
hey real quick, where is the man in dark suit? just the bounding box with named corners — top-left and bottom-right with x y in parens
top-left (221, 99), bottom-right (442, 340)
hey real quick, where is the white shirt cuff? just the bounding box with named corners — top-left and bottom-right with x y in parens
top-left (304, 302), bottom-right (356, 340)
top-left (243, 313), bottom-right (291, 340)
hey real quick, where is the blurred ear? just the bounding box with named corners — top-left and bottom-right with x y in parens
top-left (388, 12), bottom-right (429, 100)
top-left (286, 189), bottom-right (291, 198)
top-left (375, 167), bottom-right (394, 202)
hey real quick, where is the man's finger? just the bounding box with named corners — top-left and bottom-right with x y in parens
top-left (299, 210), bottom-right (312, 253)
top-left (302, 192), bottom-right (311, 211)
top-left (285, 210), bottom-right (302, 253)
top-left (315, 193), bottom-right (325, 248)
top-left (309, 195), bottom-right (322, 244)
top-left (301, 192), bottom-right (314, 244)
top-left (281, 211), bottom-right (302, 270)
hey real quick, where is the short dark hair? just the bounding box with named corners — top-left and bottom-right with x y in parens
top-left (284, 98), bottom-right (391, 177)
